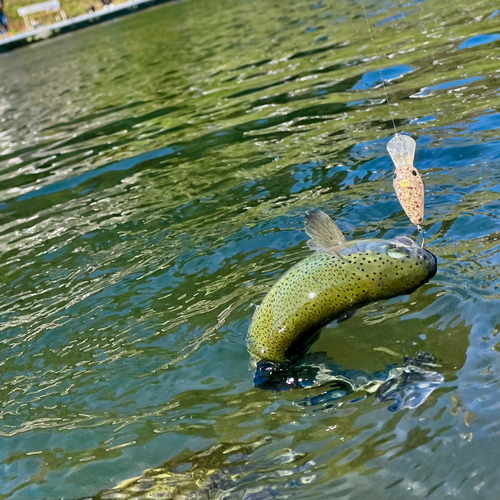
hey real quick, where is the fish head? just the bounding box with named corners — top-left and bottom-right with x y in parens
top-left (388, 235), bottom-right (437, 283)
top-left (338, 236), bottom-right (437, 300)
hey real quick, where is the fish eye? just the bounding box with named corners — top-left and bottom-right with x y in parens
top-left (388, 248), bottom-right (408, 259)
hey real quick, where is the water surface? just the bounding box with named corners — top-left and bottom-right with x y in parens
top-left (1, 0), bottom-right (500, 498)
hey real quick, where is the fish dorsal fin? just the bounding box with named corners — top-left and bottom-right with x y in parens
top-left (305, 210), bottom-right (347, 254)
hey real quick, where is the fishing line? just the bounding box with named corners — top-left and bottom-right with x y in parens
top-left (359, 0), bottom-right (398, 136)
top-left (360, 1), bottom-right (426, 247)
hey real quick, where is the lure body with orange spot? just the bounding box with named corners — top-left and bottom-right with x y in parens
top-left (387, 134), bottom-right (425, 227)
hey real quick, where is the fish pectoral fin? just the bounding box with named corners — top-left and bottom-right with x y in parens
top-left (305, 210), bottom-right (347, 255)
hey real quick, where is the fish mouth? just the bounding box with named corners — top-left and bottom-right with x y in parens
top-left (421, 247), bottom-right (437, 280)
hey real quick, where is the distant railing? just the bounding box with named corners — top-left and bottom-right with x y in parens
top-left (17, 0), bottom-right (67, 30)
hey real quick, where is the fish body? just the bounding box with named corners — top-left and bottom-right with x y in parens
top-left (247, 212), bottom-right (437, 363)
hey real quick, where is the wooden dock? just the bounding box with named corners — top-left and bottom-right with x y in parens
top-left (0, 0), bottom-right (173, 53)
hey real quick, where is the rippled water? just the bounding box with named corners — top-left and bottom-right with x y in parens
top-left (1, 0), bottom-right (500, 498)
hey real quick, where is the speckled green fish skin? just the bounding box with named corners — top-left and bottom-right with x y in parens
top-left (247, 238), bottom-right (437, 363)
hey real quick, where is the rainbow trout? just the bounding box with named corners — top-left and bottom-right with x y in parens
top-left (247, 210), bottom-right (437, 363)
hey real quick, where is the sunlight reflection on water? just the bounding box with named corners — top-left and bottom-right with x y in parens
top-left (1, 0), bottom-right (500, 498)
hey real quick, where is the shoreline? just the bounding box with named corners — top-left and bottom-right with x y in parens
top-left (0, 0), bottom-right (174, 53)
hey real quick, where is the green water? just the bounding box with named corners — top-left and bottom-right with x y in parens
top-left (1, 0), bottom-right (500, 498)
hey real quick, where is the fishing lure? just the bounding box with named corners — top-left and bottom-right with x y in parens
top-left (387, 134), bottom-right (425, 230)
